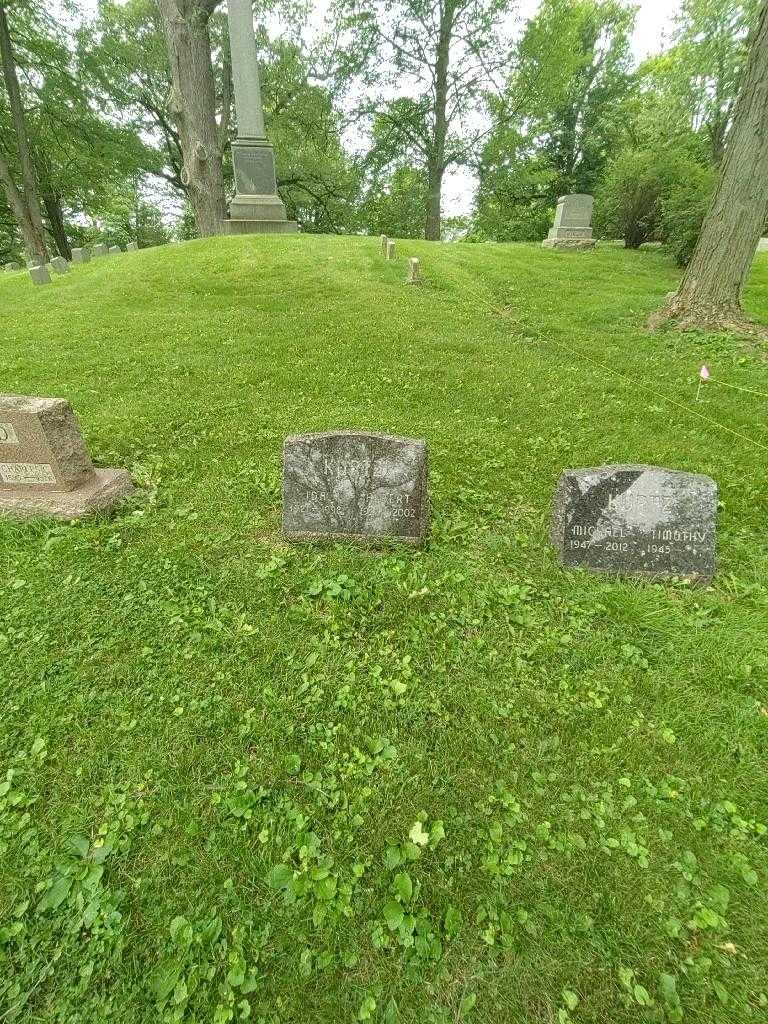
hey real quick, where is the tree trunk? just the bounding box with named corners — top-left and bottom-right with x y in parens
top-left (424, 1), bottom-right (452, 241)
top-left (0, 149), bottom-right (44, 260)
top-left (0, 0), bottom-right (47, 261)
top-left (157, 0), bottom-right (226, 236)
top-left (43, 193), bottom-right (71, 259)
top-left (425, 159), bottom-right (444, 241)
top-left (649, 0), bottom-right (768, 335)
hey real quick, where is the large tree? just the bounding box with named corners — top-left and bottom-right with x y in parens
top-left (155, 0), bottom-right (227, 235)
top-left (637, 0), bottom-right (758, 163)
top-left (0, 0), bottom-right (47, 261)
top-left (649, 0), bottom-right (768, 334)
top-left (474, 0), bottom-right (636, 241)
top-left (334, 0), bottom-right (512, 240)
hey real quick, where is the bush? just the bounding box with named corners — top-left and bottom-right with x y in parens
top-left (595, 148), bottom-right (709, 251)
top-left (660, 165), bottom-right (715, 266)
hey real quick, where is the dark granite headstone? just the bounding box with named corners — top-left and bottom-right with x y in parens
top-left (552, 465), bottom-right (717, 583)
top-left (283, 431), bottom-right (428, 544)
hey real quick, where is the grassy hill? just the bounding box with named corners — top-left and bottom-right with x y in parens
top-left (1, 235), bottom-right (767, 1023)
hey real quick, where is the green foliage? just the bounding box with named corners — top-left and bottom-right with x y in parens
top-left (476, 0), bottom-right (637, 240)
top-left (359, 166), bottom-right (429, 239)
top-left (636, 0), bottom-right (758, 163)
top-left (2, 231), bottom-right (768, 1019)
top-left (594, 148), bottom-right (709, 249)
top-left (660, 163), bottom-right (716, 266)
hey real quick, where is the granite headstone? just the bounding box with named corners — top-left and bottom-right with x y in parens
top-left (552, 464), bottom-right (717, 583)
top-left (0, 395), bottom-right (135, 520)
top-left (126, 241), bottom-right (138, 252)
top-left (542, 194), bottom-right (596, 251)
top-left (109, 245), bottom-right (122, 255)
top-left (50, 256), bottom-right (69, 274)
top-left (283, 431), bottom-right (428, 544)
top-left (386, 240), bottom-right (396, 261)
top-left (407, 257), bottom-right (421, 284)
top-left (93, 243), bottom-right (108, 257)
top-left (71, 248), bottom-right (90, 264)
top-left (4, 262), bottom-right (20, 272)
top-left (29, 265), bottom-right (51, 286)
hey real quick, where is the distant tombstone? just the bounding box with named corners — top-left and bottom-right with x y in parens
top-left (758, 238), bottom-right (768, 253)
top-left (542, 194), bottom-right (596, 251)
top-left (71, 248), bottom-right (90, 264)
top-left (552, 465), bottom-right (717, 583)
top-left (50, 256), bottom-right (69, 274)
top-left (26, 258), bottom-right (42, 269)
top-left (0, 395), bottom-right (135, 520)
top-left (4, 262), bottom-right (20, 272)
top-left (126, 241), bottom-right (138, 252)
top-left (386, 240), bottom-right (396, 261)
top-left (407, 257), bottom-right (421, 284)
top-left (93, 243), bottom-right (108, 257)
top-left (29, 265), bottom-right (51, 286)
top-left (380, 234), bottom-right (388, 255)
top-left (283, 431), bottom-right (428, 545)
top-left (109, 245), bottom-right (122, 255)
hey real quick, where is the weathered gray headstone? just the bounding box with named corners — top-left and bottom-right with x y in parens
top-left (407, 257), bottom-right (421, 284)
top-left (71, 248), bottom-right (90, 264)
top-left (4, 262), bottom-right (20, 272)
top-left (552, 465), bottom-right (717, 583)
top-left (542, 194), bottom-right (596, 251)
top-left (126, 241), bottom-right (138, 252)
top-left (93, 243), bottom-right (108, 258)
top-left (380, 234), bottom-right (388, 255)
top-left (50, 256), bottom-right (69, 274)
top-left (386, 240), bottom-right (396, 261)
top-left (0, 395), bottom-right (135, 520)
top-left (108, 245), bottom-right (122, 255)
top-left (758, 237), bottom-right (768, 253)
top-left (29, 265), bottom-right (51, 286)
top-left (283, 431), bottom-right (428, 545)
top-left (26, 258), bottom-right (42, 269)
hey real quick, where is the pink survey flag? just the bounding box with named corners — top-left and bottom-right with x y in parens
top-left (699, 365), bottom-right (711, 381)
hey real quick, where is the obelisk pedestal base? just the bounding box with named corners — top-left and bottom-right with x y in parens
top-left (224, 138), bottom-right (297, 235)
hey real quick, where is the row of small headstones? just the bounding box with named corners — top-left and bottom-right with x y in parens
top-left (2, 242), bottom-right (139, 286)
top-left (379, 235), bottom-right (421, 285)
top-left (0, 397), bottom-right (718, 584)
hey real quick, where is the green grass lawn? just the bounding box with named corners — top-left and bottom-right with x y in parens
top-left (1, 235), bottom-right (767, 1024)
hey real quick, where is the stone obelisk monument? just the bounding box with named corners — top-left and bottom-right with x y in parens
top-left (224, 0), bottom-right (296, 234)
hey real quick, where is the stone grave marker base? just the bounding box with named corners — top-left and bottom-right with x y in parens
top-left (0, 468), bottom-right (134, 520)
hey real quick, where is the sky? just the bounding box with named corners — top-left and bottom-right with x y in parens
top-left (55, 0), bottom-right (683, 217)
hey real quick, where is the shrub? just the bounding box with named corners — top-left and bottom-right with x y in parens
top-left (595, 148), bottom-right (709, 251)
top-left (660, 165), bottom-right (716, 266)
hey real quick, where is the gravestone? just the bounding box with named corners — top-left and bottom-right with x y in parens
top-left (386, 240), bottom-right (396, 261)
top-left (407, 257), bottom-right (421, 284)
top-left (222, 0), bottom-right (296, 233)
top-left (29, 265), bottom-right (51, 286)
top-left (126, 241), bottom-right (138, 252)
top-left (93, 243), bottom-right (108, 257)
top-left (380, 234), bottom-right (388, 255)
top-left (26, 258), bottom-right (42, 269)
top-left (542, 194), bottom-right (596, 251)
top-left (4, 262), bottom-right (20, 272)
top-left (283, 431), bottom-right (428, 545)
top-left (552, 464), bottom-right (717, 583)
top-left (71, 248), bottom-right (90, 264)
top-left (50, 256), bottom-right (69, 274)
top-left (0, 395), bottom-right (135, 520)
top-left (109, 245), bottom-right (122, 255)
top-left (758, 238), bottom-right (768, 253)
